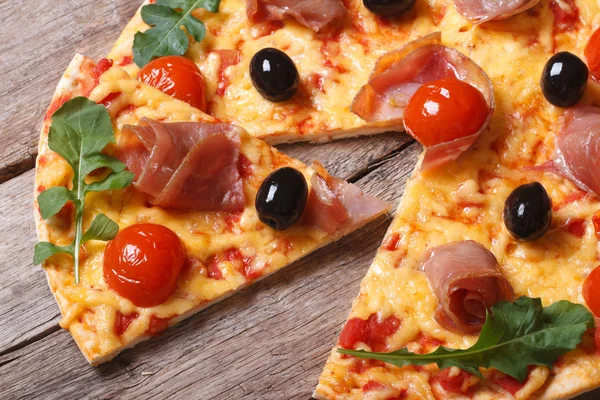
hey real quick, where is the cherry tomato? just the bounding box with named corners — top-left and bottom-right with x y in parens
top-left (583, 265), bottom-right (600, 317)
top-left (585, 28), bottom-right (600, 82)
top-left (403, 78), bottom-right (489, 147)
top-left (138, 56), bottom-right (207, 111)
top-left (104, 223), bottom-right (185, 307)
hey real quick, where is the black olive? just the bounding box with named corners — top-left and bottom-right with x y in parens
top-left (363, 0), bottom-right (416, 17)
top-left (540, 51), bottom-right (588, 107)
top-left (250, 48), bottom-right (299, 102)
top-left (503, 182), bottom-right (552, 241)
top-left (256, 167), bottom-right (308, 230)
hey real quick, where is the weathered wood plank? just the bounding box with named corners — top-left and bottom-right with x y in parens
top-left (0, 169), bottom-right (61, 354)
top-left (0, 143), bottom-right (421, 400)
top-left (0, 133), bottom-right (410, 354)
top-left (0, 0), bottom-right (140, 182)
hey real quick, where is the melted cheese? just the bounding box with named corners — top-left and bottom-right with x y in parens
top-left (36, 64), bottom-right (376, 363)
top-left (315, 0), bottom-right (600, 399)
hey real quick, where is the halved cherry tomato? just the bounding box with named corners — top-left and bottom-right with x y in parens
top-left (403, 78), bottom-right (489, 147)
top-left (104, 223), bottom-right (185, 307)
top-left (583, 265), bottom-right (600, 317)
top-left (138, 56), bottom-right (207, 111)
top-left (585, 28), bottom-right (600, 82)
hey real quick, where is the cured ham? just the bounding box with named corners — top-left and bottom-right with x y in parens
top-left (422, 241), bottom-right (515, 334)
top-left (554, 105), bottom-right (600, 196)
top-left (453, 0), bottom-right (541, 24)
top-left (247, 0), bottom-right (346, 32)
top-left (302, 163), bottom-right (389, 234)
top-left (117, 118), bottom-right (246, 212)
top-left (351, 33), bottom-right (495, 172)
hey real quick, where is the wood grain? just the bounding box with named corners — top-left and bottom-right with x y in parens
top-left (0, 0), bottom-right (140, 183)
top-left (0, 143), bottom-right (421, 400)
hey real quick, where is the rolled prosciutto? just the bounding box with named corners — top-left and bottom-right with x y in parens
top-left (117, 118), bottom-right (246, 212)
top-left (554, 105), bottom-right (600, 197)
top-left (302, 163), bottom-right (390, 234)
top-left (351, 32), bottom-right (495, 172)
top-left (453, 0), bottom-right (541, 24)
top-left (422, 241), bottom-right (515, 334)
top-left (247, 0), bottom-right (346, 32)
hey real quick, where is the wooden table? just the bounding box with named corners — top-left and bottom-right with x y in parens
top-left (0, 1), bottom-right (597, 399)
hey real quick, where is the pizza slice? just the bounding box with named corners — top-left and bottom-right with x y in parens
top-left (100, 0), bottom-right (450, 144)
top-left (34, 55), bottom-right (389, 365)
top-left (314, 7), bottom-right (600, 400)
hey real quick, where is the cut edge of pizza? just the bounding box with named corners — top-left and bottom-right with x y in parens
top-left (34, 54), bottom-right (390, 365)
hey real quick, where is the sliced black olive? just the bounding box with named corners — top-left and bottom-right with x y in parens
top-left (250, 48), bottom-right (299, 102)
top-left (363, 0), bottom-right (416, 17)
top-left (503, 182), bottom-right (552, 241)
top-left (256, 167), bottom-right (308, 230)
top-left (541, 51), bottom-right (588, 108)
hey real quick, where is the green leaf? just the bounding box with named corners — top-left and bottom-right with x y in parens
top-left (81, 214), bottom-right (120, 243)
top-left (133, 0), bottom-right (221, 67)
top-left (37, 186), bottom-right (73, 219)
top-left (338, 297), bottom-right (594, 382)
top-left (35, 97), bottom-right (132, 283)
top-left (33, 242), bottom-right (73, 265)
top-left (86, 171), bottom-right (135, 193)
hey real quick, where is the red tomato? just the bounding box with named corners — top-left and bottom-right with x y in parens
top-left (585, 28), bottom-right (600, 81)
top-left (138, 56), bottom-right (207, 111)
top-left (584, 266), bottom-right (600, 317)
top-left (403, 78), bottom-right (489, 147)
top-left (104, 223), bottom-right (185, 307)
top-left (338, 314), bottom-right (401, 352)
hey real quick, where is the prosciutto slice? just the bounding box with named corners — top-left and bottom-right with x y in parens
top-left (247, 0), bottom-right (346, 32)
top-left (302, 163), bottom-right (390, 234)
top-left (117, 118), bottom-right (246, 212)
top-left (422, 241), bottom-right (515, 334)
top-left (351, 33), bottom-right (495, 172)
top-left (554, 105), bottom-right (600, 196)
top-left (453, 0), bottom-right (541, 23)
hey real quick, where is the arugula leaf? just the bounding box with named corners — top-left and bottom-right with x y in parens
top-left (338, 297), bottom-right (594, 382)
top-left (37, 186), bottom-right (73, 219)
top-left (34, 97), bottom-right (134, 283)
top-left (81, 214), bottom-right (120, 242)
top-left (133, 0), bottom-right (221, 67)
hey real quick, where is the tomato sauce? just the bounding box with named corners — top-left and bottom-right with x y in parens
top-left (237, 154), bottom-right (253, 179)
top-left (92, 58), bottom-right (114, 85)
top-left (339, 313), bottom-right (401, 352)
top-left (145, 315), bottom-right (172, 336)
top-left (592, 210), bottom-right (600, 238)
top-left (560, 218), bottom-right (586, 237)
top-left (487, 369), bottom-right (529, 395)
top-left (214, 50), bottom-right (241, 97)
top-left (432, 368), bottom-right (478, 395)
top-left (114, 311), bottom-right (139, 336)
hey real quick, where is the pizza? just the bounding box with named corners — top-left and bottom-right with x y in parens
top-left (310, 1), bottom-right (600, 400)
top-left (34, 0), bottom-right (600, 398)
top-left (34, 54), bottom-right (389, 364)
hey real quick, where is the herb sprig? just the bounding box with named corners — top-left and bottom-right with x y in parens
top-left (34, 97), bottom-right (134, 283)
top-left (133, 0), bottom-right (221, 67)
top-left (339, 297), bottom-right (594, 381)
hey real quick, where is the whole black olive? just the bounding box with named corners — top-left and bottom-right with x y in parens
top-left (503, 182), bottom-right (552, 241)
top-left (256, 167), bottom-right (308, 230)
top-left (541, 51), bottom-right (588, 108)
top-left (250, 48), bottom-right (299, 102)
top-left (363, 0), bottom-right (416, 17)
